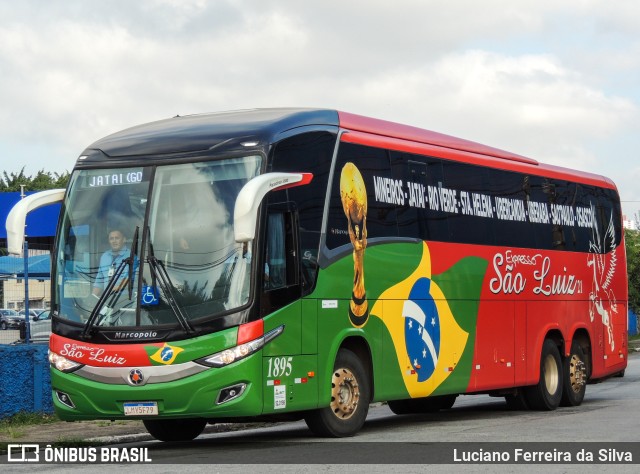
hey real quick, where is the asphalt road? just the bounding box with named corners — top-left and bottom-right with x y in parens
top-left (5, 352), bottom-right (639, 473)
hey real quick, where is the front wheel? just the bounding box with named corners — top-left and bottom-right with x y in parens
top-left (143, 418), bottom-right (206, 442)
top-left (524, 339), bottom-right (563, 410)
top-left (560, 341), bottom-right (588, 407)
top-left (304, 349), bottom-right (370, 437)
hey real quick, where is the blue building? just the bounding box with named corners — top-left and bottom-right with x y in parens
top-left (1, 192), bottom-right (60, 310)
top-left (1, 191), bottom-right (60, 247)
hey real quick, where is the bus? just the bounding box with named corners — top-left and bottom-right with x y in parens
top-left (6, 108), bottom-right (628, 441)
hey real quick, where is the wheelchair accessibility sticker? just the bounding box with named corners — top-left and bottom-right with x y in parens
top-left (141, 286), bottom-right (159, 305)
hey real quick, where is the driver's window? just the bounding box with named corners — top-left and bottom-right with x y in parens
top-left (264, 210), bottom-right (298, 292)
top-left (265, 213), bottom-right (286, 290)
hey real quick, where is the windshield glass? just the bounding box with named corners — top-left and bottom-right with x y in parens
top-left (53, 156), bottom-right (262, 329)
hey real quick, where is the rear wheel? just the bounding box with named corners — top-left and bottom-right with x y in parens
top-left (388, 394), bottom-right (457, 415)
top-left (143, 418), bottom-right (206, 442)
top-left (560, 341), bottom-right (588, 407)
top-left (304, 349), bottom-right (370, 437)
top-left (524, 339), bottom-right (563, 410)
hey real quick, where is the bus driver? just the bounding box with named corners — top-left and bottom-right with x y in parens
top-left (92, 229), bottom-right (131, 296)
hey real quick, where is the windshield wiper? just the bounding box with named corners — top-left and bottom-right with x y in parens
top-left (128, 226), bottom-right (140, 299)
top-left (81, 226), bottom-right (139, 339)
top-left (81, 258), bottom-right (129, 338)
top-left (145, 227), bottom-right (195, 334)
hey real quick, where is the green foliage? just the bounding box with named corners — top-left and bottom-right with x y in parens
top-left (626, 228), bottom-right (640, 314)
top-left (0, 167), bottom-right (70, 192)
top-left (0, 412), bottom-right (58, 428)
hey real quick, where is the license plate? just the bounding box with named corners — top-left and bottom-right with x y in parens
top-left (123, 401), bottom-right (158, 416)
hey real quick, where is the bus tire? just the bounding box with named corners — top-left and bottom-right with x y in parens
top-left (560, 341), bottom-right (588, 407)
top-left (143, 418), bottom-right (206, 442)
top-left (504, 390), bottom-right (529, 410)
top-left (524, 339), bottom-right (563, 410)
top-left (304, 349), bottom-right (370, 437)
top-left (388, 394), bottom-right (457, 415)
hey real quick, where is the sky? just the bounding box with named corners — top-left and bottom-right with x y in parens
top-left (1, 0), bottom-right (639, 221)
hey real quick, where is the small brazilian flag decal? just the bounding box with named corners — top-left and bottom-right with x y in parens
top-left (149, 343), bottom-right (184, 365)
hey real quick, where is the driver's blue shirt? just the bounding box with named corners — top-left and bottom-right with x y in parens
top-left (94, 247), bottom-right (131, 291)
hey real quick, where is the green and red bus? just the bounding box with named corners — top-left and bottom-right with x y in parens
top-left (6, 109), bottom-right (628, 441)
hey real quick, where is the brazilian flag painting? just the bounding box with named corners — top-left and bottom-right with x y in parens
top-left (370, 241), bottom-right (487, 398)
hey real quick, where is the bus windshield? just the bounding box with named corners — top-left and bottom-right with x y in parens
top-left (53, 155), bottom-right (262, 330)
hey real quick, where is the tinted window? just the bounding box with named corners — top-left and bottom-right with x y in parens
top-left (326, 142), bottom-right (397, 250)
top-left (327, 143), bottom-right (621, 254)
top-left (269, 131), bottom-right (337, 292)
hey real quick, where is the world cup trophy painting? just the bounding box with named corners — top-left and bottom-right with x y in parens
top-left (340, 162), bottom-right (369, 327)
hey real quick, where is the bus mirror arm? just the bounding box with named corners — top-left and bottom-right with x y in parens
top-left (5, 189), bottom-right (66, 255)
top-left (233, 172), bottom-right (312, 242)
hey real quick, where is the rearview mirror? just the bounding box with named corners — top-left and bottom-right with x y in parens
top-left (233, 172), bottom-right (312, 242)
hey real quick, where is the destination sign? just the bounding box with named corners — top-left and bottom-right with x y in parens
top-left (81, 169), bottom-right (146, 188)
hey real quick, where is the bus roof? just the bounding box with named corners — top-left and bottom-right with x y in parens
top-left (337, 110), bottom-right (617, 190)
top-left (83, 108), bottom-right (340, 158)
top-left (338, 111), bottom-right (538, 165)
top-left (80, 108), bottom-right (615, 190)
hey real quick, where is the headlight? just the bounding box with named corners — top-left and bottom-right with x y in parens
top-left (200, 338), bottom-right (264, 368)
top-left (197, 325), bottom-right (284, 368)
top-left (48, 350), bottom-right (84, 373)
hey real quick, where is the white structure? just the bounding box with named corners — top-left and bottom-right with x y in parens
top-left (623, 215), bottom-right (638, 231)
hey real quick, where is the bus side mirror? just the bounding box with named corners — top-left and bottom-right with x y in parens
top-left (5, 189), bottom-right (66, 255)
top-left (233, 172), bottom-right (312, 243)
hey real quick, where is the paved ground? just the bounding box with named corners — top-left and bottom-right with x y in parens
top-left (0, 418), bottom-right (268, 444)
top-left (3, 339), bottom-right (639, 445)
top-left (0, 419), bottom-right (149, 444)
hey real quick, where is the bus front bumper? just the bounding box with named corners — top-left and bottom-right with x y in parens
top-left (50, 355), bottom-right (263, 421)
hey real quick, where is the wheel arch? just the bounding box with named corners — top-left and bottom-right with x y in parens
top-left (529, 328), bottom-right (564, 385)
top-left (544, 328), bottom-right (565, 356)
top-left (339, 335), bottom-right (374, 402)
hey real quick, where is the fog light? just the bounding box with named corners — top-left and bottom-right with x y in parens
top-left (216, 383), bottom-right (247, 405)
top-left (55, 390), bottom-right (76, 409)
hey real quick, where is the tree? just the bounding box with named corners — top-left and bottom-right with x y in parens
top-left (0, 167), bottom-right (70, 192)
top-left (626, 228), bottom-right (640, 314)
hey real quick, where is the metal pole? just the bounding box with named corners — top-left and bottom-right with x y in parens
top-left (21, 186), bottom-right (30, 343)
top-left (23, 239), bottom-right (30, 343)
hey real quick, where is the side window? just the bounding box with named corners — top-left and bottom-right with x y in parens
top-left (442, 161), bottom-right (494, 245)
top-left (488, 169), bottom-right (535, 249)
top-left (390, 151), bottom-right (452, 242)
top-left (534, 179), bottom-right (575, 251)
top-left (269, 131), bottom-right (336, 293)
top-left (260, 207), bottom-right (300, 316)
top-left (264, 211), bottom-right (296, 290)
top-left (326, 142), bottom-right (397, 251)
top-left (592, 187), bottom-right (622, 252)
